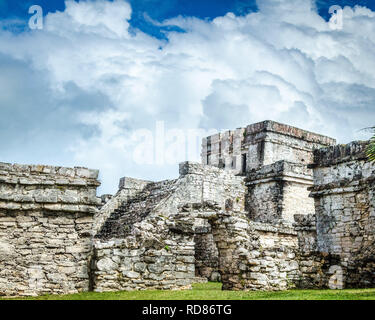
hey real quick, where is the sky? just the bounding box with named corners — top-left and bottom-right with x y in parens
top-left (0, 0), bottom-right (375, 194)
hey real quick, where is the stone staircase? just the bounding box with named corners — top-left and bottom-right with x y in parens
top-left (96, 179), bottom-right (178, 240)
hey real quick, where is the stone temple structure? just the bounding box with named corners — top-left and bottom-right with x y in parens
top-left (0, 120), bottom-right (374, 296)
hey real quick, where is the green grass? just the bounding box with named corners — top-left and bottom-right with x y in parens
top-left (2, 282), bottom-right (375, 300)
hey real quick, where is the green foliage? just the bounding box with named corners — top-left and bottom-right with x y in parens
top-left (164, 245), bottom-right (170, 252)
top-left (367, 127), bottom-right (375, 162)
top-left (4, 282), bottom-right (375, 300)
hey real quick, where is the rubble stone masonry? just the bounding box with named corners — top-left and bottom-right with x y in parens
top-left (309, 141), bottom-right (375, 288)
top-left (0, 163), bottom-right (100, 296)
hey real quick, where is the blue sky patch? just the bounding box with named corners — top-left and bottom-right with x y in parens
top-left (1, 0), bottom-right (375, 38)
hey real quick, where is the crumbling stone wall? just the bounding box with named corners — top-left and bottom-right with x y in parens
top-left (0, 162), bottom-right (100, 296)
top-left (167, 162), bottom-right (246, 281)
top-left (180, 203), bottom-right (302, 291)
top-left (248, 223), bottom-right (300, 290)
top-left (293, 214), bottom-right (338, 289)
top-left (92, 140), bottom-right (375, 292)
top-left (92, 215), bottom-right (196, 292)
top-left (92, 162), bottom-right (246, 290)
top-left (211, 216), bottom-right (301, 291)
top-left (309, 141), bottom-right (375, 288)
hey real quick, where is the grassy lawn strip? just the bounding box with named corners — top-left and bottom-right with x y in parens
top-left (2, 282), bottom-right (375, 300)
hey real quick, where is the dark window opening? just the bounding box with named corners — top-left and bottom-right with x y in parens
top-left (241, 154), bottom-right (247, 174)
top-left (232, 156), bottom-right (236, 169)
top-left (218, 159), bottom-right (225, 169)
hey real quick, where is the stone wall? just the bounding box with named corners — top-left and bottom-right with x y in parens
top-left (93, 175), bottom-right (199, 289)
top-left (92, 215), bottom-right (196, 292)
top-left (176, 162), bottom-right (247, 281)
top-left (248, 223), bottom-right (300, 290)
top-left (246, 161), bottom-right (314, 224)
top-left (293, 214), bottom-right (337, 289)
top-left (0, 162), bottom-right (100, 296)
top-left (176, 202), bottom-right (352, 292)
top-left (216, 141), bottom-right (375, 291)
top-left (309, 141), bottom-right (375, 288)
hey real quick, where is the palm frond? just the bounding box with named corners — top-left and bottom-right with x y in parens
top-left (366, 128), bottom-right (375, 162)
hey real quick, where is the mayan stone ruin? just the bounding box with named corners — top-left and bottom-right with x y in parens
top-left (0, 120), bottom-right (374, 296)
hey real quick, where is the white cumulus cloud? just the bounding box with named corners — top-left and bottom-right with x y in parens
top-left (0, 0), bottom-right (374, 194)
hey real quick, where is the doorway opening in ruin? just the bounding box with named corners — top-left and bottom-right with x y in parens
top-left (194, 224), bottom-right (221, 282)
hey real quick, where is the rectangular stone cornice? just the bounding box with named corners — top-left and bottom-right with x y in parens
top-left (246, 160), bottom-right (313, 184)
top-left (118, 177), bottom-right (152, 190)
top-left (308, 176), bottom-right (375, 196)
top-left (310, 141), bottom-right (369, 168)
top-left (0, 162), bottom-right (100, 186)
top-left (0, 162), bottom-right (101, 213)
top-left (245, 120), bottom-right (336, 146)
top-left (179, 161), bottom-right (239, 177)
top-left (250, 221), bottom-right (297, 235)
top-left (0, 201), bottom-right (98, 213)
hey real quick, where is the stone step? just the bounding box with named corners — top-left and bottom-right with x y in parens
top-left (96, 179), bottom-right (178, 240)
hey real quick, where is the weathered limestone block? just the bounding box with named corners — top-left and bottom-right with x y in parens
top-left (293, 214), bottom-right (317, 254)
top-left (0, 162), bottom-right (100, 297)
